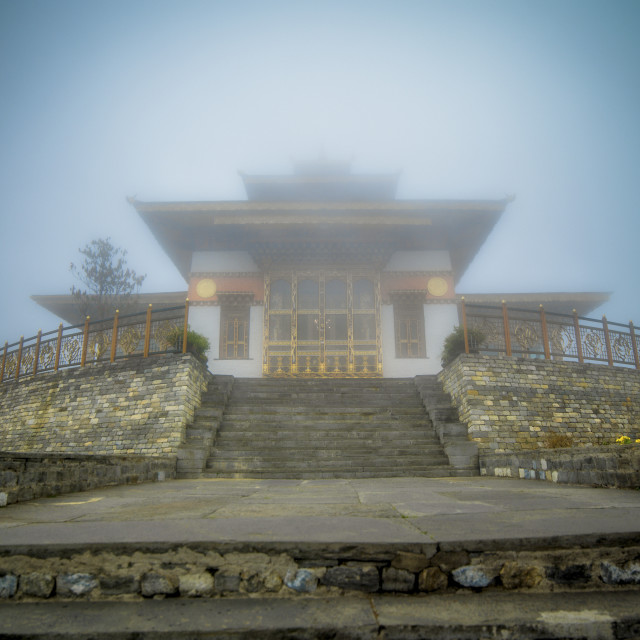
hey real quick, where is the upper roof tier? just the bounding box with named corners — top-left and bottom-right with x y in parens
top-left (240, 160), bottom-right (399, 201)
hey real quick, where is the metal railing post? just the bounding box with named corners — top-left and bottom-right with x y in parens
top-left (461, 297), bottom-right (469, 354)
top-left (143, 304), bottom-right (152, 357)
top-left (110, 310), bottom-right (119, 363)
top-left (54, 324), bottom-right (63, 371)
top-left (0, 341), bottom-right (7, 382)
top-left (572, 310), bottom-right (584, 364)
top-left (602, 315), bottom-right (613, 366)
top-left (16, 336), bottom-right (24, 380)
top-left (539, 305), bottom-right (550, 360)
top-left (80, 316), bottom-right (90, 367)
top-left (502, 300), bottom-right (512, 356)
top-left (630, 321), bottom-right (639, 370)
top-left (33, 330), bottom-right (42, 375)
top-left (182, 298), bottom-right (189, 354)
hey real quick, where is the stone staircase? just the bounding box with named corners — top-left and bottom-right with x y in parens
top-left (202, 377), bottom-right (463, 479)
top-left (176, 375), bottom-right (234, 479)
top-left (415, 375), bottom-right (479, 476)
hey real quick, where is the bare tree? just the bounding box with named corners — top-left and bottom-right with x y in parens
top-left (70, 238), bottom-right (146, 322)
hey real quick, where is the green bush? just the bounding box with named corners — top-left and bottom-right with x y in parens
top-left (441, 325), bottom-right (485, 368)
top-left (168, 327), bottom-right (210, 364)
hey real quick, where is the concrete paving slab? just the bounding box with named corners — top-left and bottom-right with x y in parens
top-left (1, 592), bottom-right (639, 639)
top-left (1, 476), bottom-right (639, 553)
top-left (0, 596), bottom-right (378, 638)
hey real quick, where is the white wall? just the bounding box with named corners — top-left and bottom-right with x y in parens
top-left (188, 305), bottom-right (263, 377)
top-left (384, 250), bottom-right (451, 272)
top-left (189, 305), bottom-right (220, 362)
top-left (191, 251), bottom-right (259, 273)
top-left (424, 303), bottom-right (459, 370)
top-left (381, 303), bottom-right (458, 377)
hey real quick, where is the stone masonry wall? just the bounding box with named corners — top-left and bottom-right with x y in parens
top-left (0, 453), bottom-right (177, 505)
top-left (480, 446), bottom-right (640, 488)
top-left (0, 354), bottom-right (208, 457)
top-left (440, 355), bottom-right (640, 454)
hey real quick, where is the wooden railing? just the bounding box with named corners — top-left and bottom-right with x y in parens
top-left (461, 299), bottom-right (639, 369)
top-left (1, 301), bottom-right (190, 383)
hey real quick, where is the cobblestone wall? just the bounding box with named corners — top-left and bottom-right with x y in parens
top-left (0, 453), bottom-right (176, 505)
top-left (440, 355), bottom-right (640, 453)
top-left (480, 446), bottom-right (640, 488)
top-left (0, 354), bottom-right (208, 457)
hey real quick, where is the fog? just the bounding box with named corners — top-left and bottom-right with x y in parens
top-left (1, 0), bottom-right (639, 341)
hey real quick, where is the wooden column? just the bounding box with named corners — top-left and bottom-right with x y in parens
top-left (630, 321), bottom-right (639, 370)
top-left (572, 310), bottom-right (584, 364)
top-left (110, 310), bottom-right (120, 363)
top-left (502, 301), bottom-right (512, 357)
top-left (54, 324), bottom-right (63, 371)
top-left (461, 297), bottom-right (469, 354)
top-left (143, 304), bottom-right (152, 357)
top-left (0, 341), bottom-right (7, 382)
top-left (182, 298), bottom-right (189, 354)
top-left (80, 316), bottom-right (90, 367)
top-left (15, 336), bottom-right (23, 380)
top-left (539, 305), bottom-right (550, 360)
top-left (33, 330), bottom-right (42, 375)
top-left (602, 316), bottom-right (613, 367)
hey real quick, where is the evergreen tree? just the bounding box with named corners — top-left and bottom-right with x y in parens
top-left (70, 238), bottom-right (146, 322)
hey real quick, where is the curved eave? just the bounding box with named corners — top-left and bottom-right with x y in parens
top-left (130, 198), bottom-right (510, 282)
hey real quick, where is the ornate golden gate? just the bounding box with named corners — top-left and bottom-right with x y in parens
top-left (263, 269), bottom-right (382, 377)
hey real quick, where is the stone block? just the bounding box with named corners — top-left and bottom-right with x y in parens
top-left (99, 574), bottom-right (140, 595)
top-left (20, 572), bottom-right (55, 598)
top-left (57, 573), bottom-right (99, 597)
top-left (381, 567), bottom-right (415, 592)
top-left (321, 565), bottom-right (379, 592)
top-left (600, 561), bottom-right (640, 585)
top-left (215, 571), bottom-right (241, 593)
top-left (391, 551), bottom-right (432, 573)
top-left (418, 567), bottom-right (448, 592)
top-left (141, 572), bottom-right (179, 597)
top-left (452, 565), bottom-right (495, 588)
top-left (546, 564), bottom-right (591, 585)
top-left (284, 569), bottom-right (318, 593)
top-left (499, 561), bottom-right (543, 589)
top-left (432, 550), bottom-right (470, 573)
top-left (0, 574), bottom-right (18, 598)
top-left (179, 572), bottom-right (215, 597)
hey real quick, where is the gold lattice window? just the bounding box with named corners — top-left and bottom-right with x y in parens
top-left (220, 306), bottom-right (249, 359)
top-left (394, 302), bottom-right (426, 358)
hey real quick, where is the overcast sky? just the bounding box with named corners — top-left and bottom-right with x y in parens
top-left (1, 0), bottom-right (639, 342)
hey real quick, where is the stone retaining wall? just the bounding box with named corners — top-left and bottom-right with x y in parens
top-left (0, 540), bottom-right (638, 600)
top-left (0, 453), bottom-right (176, 505)
top-left (0, 354), bottom-right (208, 457)
top-left (440, 355), bottom-right (640, 454)
top-left (480, 445), bottom-right (640, 488)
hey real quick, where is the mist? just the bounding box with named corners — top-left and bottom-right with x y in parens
top-left (1, 0), bottom-right (639, 341)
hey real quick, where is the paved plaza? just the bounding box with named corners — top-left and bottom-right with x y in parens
top-left (2, 475), bottom-right (639, 550)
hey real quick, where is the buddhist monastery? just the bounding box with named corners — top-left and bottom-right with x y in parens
top-left (33, 160), bottom-right (608, 377)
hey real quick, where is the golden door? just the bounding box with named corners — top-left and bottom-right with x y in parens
top-left (263, 269), bottom-right (382, 377)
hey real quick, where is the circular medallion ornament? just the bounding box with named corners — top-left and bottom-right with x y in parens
top-left (427, 276), bottom-right (449, 297)
top-left (196, 278), bottom-right (217, 299)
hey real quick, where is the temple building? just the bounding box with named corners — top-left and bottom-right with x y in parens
top-left (33, 160), bottom-right (608, 377)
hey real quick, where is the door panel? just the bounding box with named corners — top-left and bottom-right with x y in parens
top-left (264, 270), bottom-right (382, 377)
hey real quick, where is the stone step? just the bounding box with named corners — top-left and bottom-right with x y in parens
top-left (196, 376), bottom-right (465, 480)
top-left (218, 418), bottom-right (429, 427)
top-left (222, 407), bottom-right (428, 416)
top-left (215, 434), bottom-right (442, 453)
top-left (202, 468), bottom-right (454, 479)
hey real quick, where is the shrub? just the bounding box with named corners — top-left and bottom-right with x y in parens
top-left (545, 434), bottom-right (574, 449)
top-left (168, 327), bottom-right (210, 364)
top-left (441, 325), bottom-right (485, 368)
